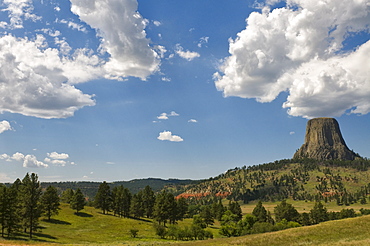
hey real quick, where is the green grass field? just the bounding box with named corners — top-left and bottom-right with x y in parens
top-left (1, 200), bottom-right (370, 245)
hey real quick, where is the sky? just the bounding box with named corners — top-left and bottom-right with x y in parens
top-left (0, 0), bottom-right (369, 182)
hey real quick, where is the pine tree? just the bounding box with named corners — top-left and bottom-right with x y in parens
top-left (94, 181), bottom-right (112, 214)
top-left (122, 187), bottom-right (132, 218)
top-left (21, 173), bottom-right (42, 238)
top-left (142, 185), bottom-right (155, 218)
top-left (176, 197), bottom-right (188, 221)
top-left (200, 205), bottom-right (214, 226)
top-left (131, 192), bottom-right (144, 218)
top-left (41, 186), bottom-right (60, 221)
top-left (112, 186), bottom-right (124, 217)
top-left (71, 188), bottom-right (85, 213)
top-left (310, 201), bottom-right (328, 224)
top-left (252, 201), bottom-right (269, 223)
top-left (274, 200), bottom-right (300, 222)
top-left (61, 188), bottom-right (74, 203)
top-left (228, 201), bottom-right (242, 221)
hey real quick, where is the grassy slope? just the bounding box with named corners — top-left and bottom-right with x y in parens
top-left (179, 215), bottom-right (370, 246)
top-left (0, 201), bottom-right (370, 245)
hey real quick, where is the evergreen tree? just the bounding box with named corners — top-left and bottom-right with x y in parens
top-left (111, 185), bottom-right (124, 217)
top-left (211, 200), bottom-right (225, 221)
top-left (61, 188), bottom-right (74, 204)
top-left (166, 192), bottom-right (178, 224)
top-left (176, 197), bottom-right (188, 221)
top-left (200, 205), bottom-right (214, 226)
top-left (5, 183), bottom-right (21, 237)
top-left (228, 201), bottom-right (242, 221)
top-left (153, 191), bottom-right (177, 226)
top-left (41, 186), bottom-right (60, 221)
top-left (94, 181), bottom-right (112, 214)
top-left (71, 188), bottom-right (85, 213)
top-left (142, 185), bottom-right (155, 218)
top-left (21, 173), bottom-right (42, 238)
top-left (122, 187), bottom-right (132, 218)
top-left (274, 200), bottom-right (300, 222)
top-left (131, 192), bottom-right (144, 218)
top-left (252, 201), bottom-right (268, 223)
top-left (310, 201), bottom-right (328, 224)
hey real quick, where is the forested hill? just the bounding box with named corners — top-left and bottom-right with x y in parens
top-left (173, 158), bottom-right (370, 204)
top-left (41, 178), bottom-right (195, 200)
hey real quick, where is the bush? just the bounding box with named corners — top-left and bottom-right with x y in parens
top-left (129, 229), bottom-right (139, 238)
top-left (251, 222), bottom-right (275, 234)
top-left (153, 223), bottom-right (167, 239)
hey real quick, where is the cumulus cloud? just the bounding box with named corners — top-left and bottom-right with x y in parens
top-left (70, 0), bottom-right (160, 80)
top-left (175, 44), bottom-right (200, 61)
top-left (0, 120), bottom-right (12, 133)
top-left (47, 152), bottom-right (69, 160)
top-left (157, 131), bottom-right (184, 142)
top-left (0, 34), bottom-right (99, 118)
top-left (188, 119), bottom-right (198, 123)
top-left (157, 111), bottom-right (179, 120)
top-left (215, 0), bottom-right (370, 118)
top-left (44, 152), bottom-right (70, 166)
top-left (0, 0), bottom-right (161, 119)
top-left (2, 152), bottom-right (48, 168)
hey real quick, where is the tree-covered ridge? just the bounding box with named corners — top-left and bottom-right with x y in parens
top-left (175, 158), bottom-right (370, 204)
top-left (38, 178), bottom-right (195, 200)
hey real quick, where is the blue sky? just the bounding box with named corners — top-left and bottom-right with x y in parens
top-left (0, 0), bottom-right (369, 182)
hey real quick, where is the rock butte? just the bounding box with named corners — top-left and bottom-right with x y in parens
top-left (293, 118), bottom-right (359, 161)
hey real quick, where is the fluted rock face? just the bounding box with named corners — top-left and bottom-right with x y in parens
top-left (293, 118), bottom-right (358, 160)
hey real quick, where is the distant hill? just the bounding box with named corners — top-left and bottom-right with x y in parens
top-left (174, 158), bottom-right (370, 204)
top-left (42, 178), bottom-right (196, 200)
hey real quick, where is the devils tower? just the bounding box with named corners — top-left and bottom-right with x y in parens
top-left (293, 118), bottom-right (359, 160)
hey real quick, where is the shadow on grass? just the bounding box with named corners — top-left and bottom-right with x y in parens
top-left (129, 217), bottom-right (152, 223)
top-left (42, 218), bottom-right (72, 225)
top-left (75, 212), bottom-right (93, 217)
top-left (33, 232), bottom-right (58, 240)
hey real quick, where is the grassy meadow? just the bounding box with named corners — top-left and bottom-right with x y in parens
top-left (1, 200), bottom-right (370, 245)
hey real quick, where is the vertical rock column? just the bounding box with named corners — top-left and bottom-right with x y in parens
top-left (293, 118), bottom-right (359, 160)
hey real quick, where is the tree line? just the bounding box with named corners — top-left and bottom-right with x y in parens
top-left (0, 173), bottom-right (61, 238)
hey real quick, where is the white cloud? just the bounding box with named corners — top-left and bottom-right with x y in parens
top-left (153, 20), bottom-right (162, 26)
top-left (4, 152), bottom-right (48, 168)
top-left (59, 19), bottom-right (87, 33)
top-left (175, 44), bottom-right (200, 61)
top-left (0, 173), bottom-right (13, 183)
top-left (157, 131), bottom-right (184, 142)
top-left (44, 158), bottom-right (67, 166)
top-left (47, 152), bottom-right (69, 160)
top-left (198, 36), bottom-right (209, 48)
top-left (11, 152), bottom-right (24, 162)
top-left (215, 0), bottom-right (370, 118)
top-left (23, 154), bottom-right (48, 168)
top-left (157, 113), bottom-right (169, 120)
top-left (0, 34), bottom-right (98, 119)
top-left (54, 6), bottom-right (61, 12)
top-left (157, 111), bottom-right (179, 120)
top-left (70, 0), bottom-right (160, 80)
top-left (0, 0), bottom-right (163, 119)
top-left (0, 120), bottom-right (12, 133)
top-left (188, 119), bottom-right (198, 123)
top-left (2, 0), bottom-right (41, 29)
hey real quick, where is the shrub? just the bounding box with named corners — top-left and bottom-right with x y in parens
top-left (129, 229), bottom-right (139, 238)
